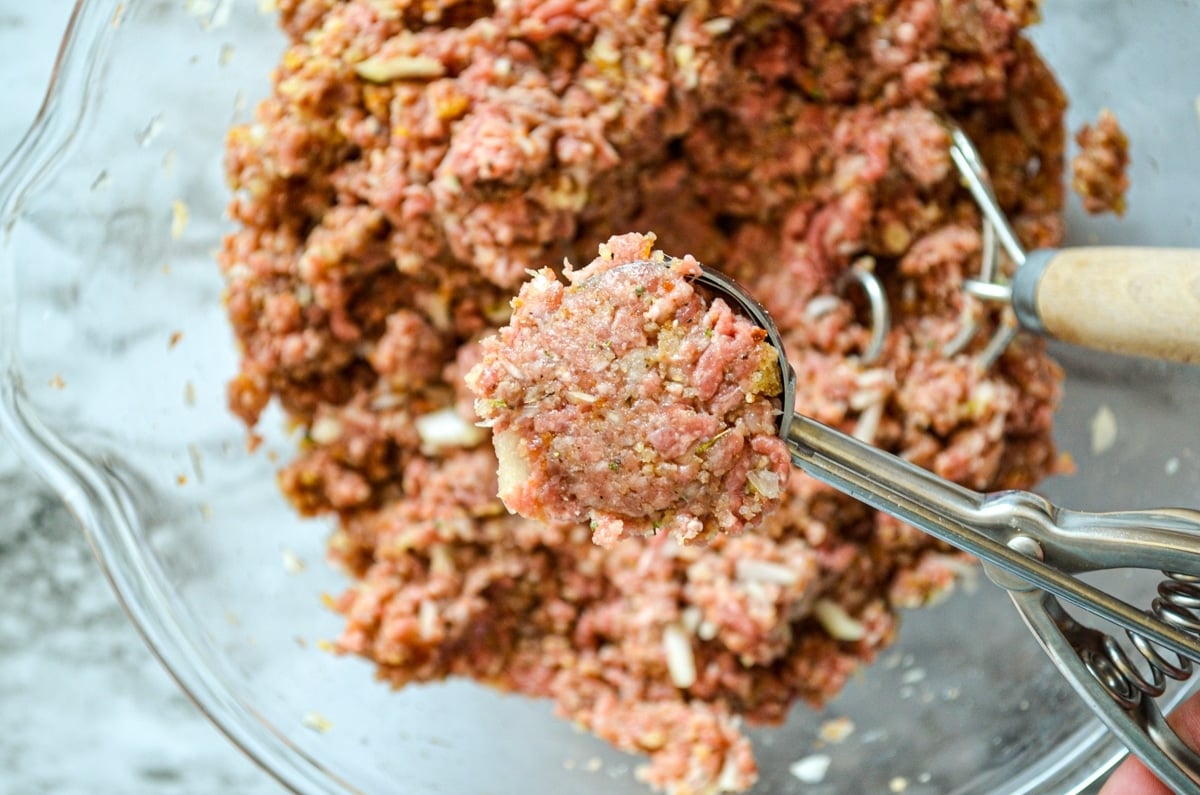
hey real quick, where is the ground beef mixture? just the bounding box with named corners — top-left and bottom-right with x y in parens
top-left (1071, 109), bottom-right (1130, 215)
top-left (467, 233), bottom-right (791, 547)
top-left (221, 2), bottom-right (1072, 792)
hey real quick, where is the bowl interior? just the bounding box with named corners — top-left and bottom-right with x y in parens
top-left (4, 1), bottom-right (1200, 793)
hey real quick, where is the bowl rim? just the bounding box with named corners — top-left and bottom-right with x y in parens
top-left (0, 2), bottom-right (1141, 794)
top-left (0, 1), bottom-right (358, 792)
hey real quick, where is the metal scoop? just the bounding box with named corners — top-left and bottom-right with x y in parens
top-left (818, 126), bottom-right (1200, 369)
top-left (949, 125), bottom-right (1200, 366)
top-left (693, 263), bottom-right (1200, 794)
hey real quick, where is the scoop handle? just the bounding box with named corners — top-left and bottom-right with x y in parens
top-left (1012, 247), bottom-right (1200, 364)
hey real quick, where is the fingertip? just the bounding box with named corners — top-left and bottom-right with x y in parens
top-left (1169, 689), bottom-right (1200, 743)
top-left (1099, 754), bottom-right (1178, 795)
top-left (1098, 689), bottom-right (1200, 794)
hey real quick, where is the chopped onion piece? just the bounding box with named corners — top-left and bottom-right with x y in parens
top-left (715, 753), bottom-right (744, 791)
top-left (814, 598), bottom-right (867, 642)
top-left (418, 600), bottom-right (439, 640)
top-left (735, 559), bottom-right (799, 586)
top-left (356, 54), bottom-right (446, 82)
top-left (309, 416), bottom-right (343, 444)
top-left (281, 549), bottom-right (306, 574)
top-left (415, 407), bottom-right (488, 451)
top-left (493, 428), bottom-right (529, 506)
top-left (302, 711), bottom-right (332, 733)
top-left (854, 368), bottom-right (891, 390)
top-left (852, 401), bottom-right (884, 444)
top-left (663, 624), bottom-right (697, 689)
top-left (818, 716), bottom-right (856, 743)
top-left (789, 754), bottom-right (832, 784)
top-left (746, 469), bottom-right (782, 499)
top-left (804, 295), bottom-right (841, 319)
top-left (1090, 404), bottom-right (1118, 455)
top-left (565, 390), bottom-right (600, 404)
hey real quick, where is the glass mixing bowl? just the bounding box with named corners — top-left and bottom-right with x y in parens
top-left (2, 1), bottom-right (1198, 792)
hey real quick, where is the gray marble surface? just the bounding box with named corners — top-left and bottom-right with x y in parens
top-left (0, 5), bottom-right (276, 794)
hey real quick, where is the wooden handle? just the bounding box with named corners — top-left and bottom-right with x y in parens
top-left (1022, 247), bottom-right (1200, 364)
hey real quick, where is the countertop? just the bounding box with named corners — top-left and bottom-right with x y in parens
top-left (0, 5), bottom-right (275, 793)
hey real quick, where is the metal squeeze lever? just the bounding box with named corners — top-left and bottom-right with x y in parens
top-left (693, 264), bottom-right (1200, 794)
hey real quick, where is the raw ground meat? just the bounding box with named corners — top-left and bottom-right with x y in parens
top-left (1072, 108), bottom-right (1130, 215)
top-left (220, 1), bottom-right (1072, 792)
top-left (467, 233), bottom-right (792, 547)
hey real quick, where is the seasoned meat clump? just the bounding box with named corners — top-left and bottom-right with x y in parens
top-left (221, 1), bottom-right (1071, 791)
top-left (468, 233), bottom-right (792, 547)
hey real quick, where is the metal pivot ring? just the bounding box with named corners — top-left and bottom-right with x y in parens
top-left (835, 261), bottom-right (890, 365)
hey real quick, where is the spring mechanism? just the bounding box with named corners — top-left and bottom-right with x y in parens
top-left (1082, 572), bottom-right (1200, 711)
